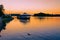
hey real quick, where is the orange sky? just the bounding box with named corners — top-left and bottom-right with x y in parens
top-left (0, 0), bottom-right (60, 14)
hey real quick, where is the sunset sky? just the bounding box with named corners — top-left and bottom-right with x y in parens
top-left (0, 0), bottom-right (60, 14)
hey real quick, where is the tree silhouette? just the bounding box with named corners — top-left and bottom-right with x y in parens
top-left (0, 5), bottom-right (5, 17)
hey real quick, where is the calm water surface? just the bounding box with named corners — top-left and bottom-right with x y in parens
top-left (0, 17), bottom-right (60, 40)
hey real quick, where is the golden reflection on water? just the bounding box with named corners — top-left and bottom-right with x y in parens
top-left (1, 17), bottom-right (60, 38)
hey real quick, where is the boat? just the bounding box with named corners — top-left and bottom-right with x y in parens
top-left (17, 13), bottom-right (31, 19)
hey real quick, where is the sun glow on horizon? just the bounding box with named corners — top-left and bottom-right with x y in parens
top-left (0, 0), bottom-right (60, 14)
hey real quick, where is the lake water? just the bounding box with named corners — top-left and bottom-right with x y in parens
top-left (0, 16), bottom-right (60, 40)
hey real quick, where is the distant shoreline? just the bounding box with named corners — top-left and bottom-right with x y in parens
top-left (4, 12), bottom-right (60, 17)
top-left (33, 12), bottom-right (60, 17)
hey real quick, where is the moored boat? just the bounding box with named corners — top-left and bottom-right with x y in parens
top-left (17, 13), bottom-right (31, 19)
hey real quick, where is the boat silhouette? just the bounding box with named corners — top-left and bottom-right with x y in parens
top-left (17, 13), bottom-right (31, 19)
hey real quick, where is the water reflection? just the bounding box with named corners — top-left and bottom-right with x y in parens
top-left (0, 17), bottom-right (60, 40)
top-left (19, 18), bottom-right (30, 24)
top-left (0, 22), bottom-right (6, 32)
top-left (0, 17), bottom-right (13, 37)
top-left (34, 16), bottom-right (46, 20)
top-left (0, 18), bottom-right (6, 37)
top-left (0, 22), bottom-right (6, 37)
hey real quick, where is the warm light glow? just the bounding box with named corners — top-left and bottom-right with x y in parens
top-left (0, 0), bottom-right (60, 14)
